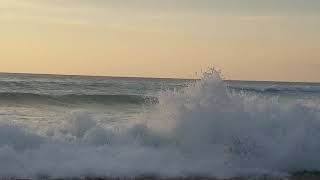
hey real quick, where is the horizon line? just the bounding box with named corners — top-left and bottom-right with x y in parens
top-left (0, 71), bottom-right (319, 84)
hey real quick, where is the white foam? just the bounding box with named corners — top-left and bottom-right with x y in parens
top-left (0, 70), bottom-right (320, 178)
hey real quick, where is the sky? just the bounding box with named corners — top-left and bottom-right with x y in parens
top-left (0, 0), bottom-right (319, 82)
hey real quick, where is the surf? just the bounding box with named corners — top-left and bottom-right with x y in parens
top-left (0, 70), bottom-right (319, 178)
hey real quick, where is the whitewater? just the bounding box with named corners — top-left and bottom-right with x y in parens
top-left (0, 72), bottom-right (320, 179)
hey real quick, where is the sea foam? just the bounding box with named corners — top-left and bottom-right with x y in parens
top-left (0, 70), bottom-right (320, 178)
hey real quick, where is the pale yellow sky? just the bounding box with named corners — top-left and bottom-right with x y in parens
top-left (1, 0), bottom-right (320, 81)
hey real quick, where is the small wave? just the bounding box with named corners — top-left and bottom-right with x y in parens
top-left (228, 85), bottom-right (320, 93)
top-left (0, 92), bottom-right (158, 105)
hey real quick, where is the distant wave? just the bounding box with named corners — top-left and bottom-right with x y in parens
top-left (228, 85), bottom-right (320, 93)
top-left (0, 92), bottom-right (158, 105)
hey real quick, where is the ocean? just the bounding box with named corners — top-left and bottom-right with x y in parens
top-left (0, 72), bottom-right (320, 179)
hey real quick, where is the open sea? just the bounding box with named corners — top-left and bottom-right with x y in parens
top-left (0, 72), bottom-right (320, 179)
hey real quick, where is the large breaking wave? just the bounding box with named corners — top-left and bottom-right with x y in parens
top-left (0, 71), bottom-right (320, 178)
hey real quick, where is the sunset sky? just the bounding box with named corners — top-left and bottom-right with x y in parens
top-left (1, 0), bottom-right (319, 81)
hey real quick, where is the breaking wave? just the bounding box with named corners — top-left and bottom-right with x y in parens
top-left (0, 71), bottom-right (320, 178)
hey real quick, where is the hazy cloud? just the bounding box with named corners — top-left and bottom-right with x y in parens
top-left (3, 0), bottom-right (320, 15)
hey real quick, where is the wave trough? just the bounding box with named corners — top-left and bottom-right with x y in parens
top-left (0, 93), bottom-right (157, 105)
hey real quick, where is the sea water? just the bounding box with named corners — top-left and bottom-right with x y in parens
top-left (0, 72), bottom-right (320, 178)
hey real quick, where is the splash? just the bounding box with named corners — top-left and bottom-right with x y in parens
top-left (0, 70), bottom-right (320, 178)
